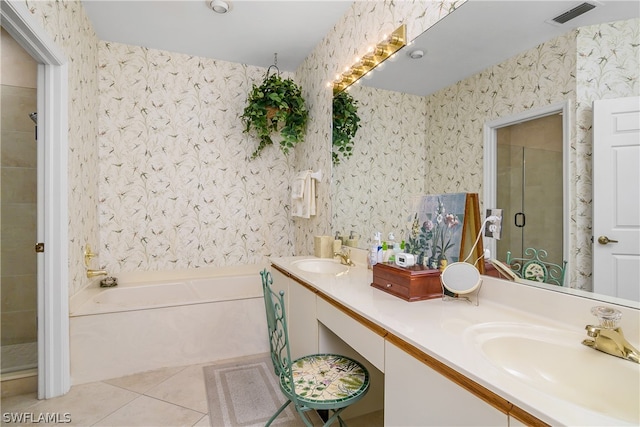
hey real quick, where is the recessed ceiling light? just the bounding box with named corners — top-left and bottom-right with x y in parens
top-left (210, 0), bottom-right (230, 14)
top-left (408, 49), bottom-right (424, 60)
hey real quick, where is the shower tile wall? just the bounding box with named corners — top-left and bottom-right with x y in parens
top-left (1, 27), bottom-right (38, 347)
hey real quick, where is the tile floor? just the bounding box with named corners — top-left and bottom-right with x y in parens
top-left (1, 355), bottom-right (383, 427)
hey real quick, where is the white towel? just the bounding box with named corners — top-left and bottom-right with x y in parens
top-left (291, 170), bottom-right (316, 219)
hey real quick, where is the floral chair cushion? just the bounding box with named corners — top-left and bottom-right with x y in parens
top-left (280, 354), bottom-right (369, 406)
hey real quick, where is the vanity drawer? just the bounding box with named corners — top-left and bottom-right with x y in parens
top-left (371, 263), bottom-right (442, 302)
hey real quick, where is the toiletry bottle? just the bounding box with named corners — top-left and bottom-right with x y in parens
top-left (387, 233), bottom-right (397, 263)
top-left (374, 232), bottom-right (383, 263)
top-left (382, 241), bottom-right (390, 262)
top-left (369, 245), bottom-right (378, 269)
top-left (347, 230), bottom-right (359, 247)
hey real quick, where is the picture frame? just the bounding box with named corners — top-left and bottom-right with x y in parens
top-left (405, 193), bottom-right (485, 273)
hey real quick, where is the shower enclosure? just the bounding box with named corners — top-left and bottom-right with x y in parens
top-left (495, 114), bottom-right (564, 273)
top-left (1, 27), bottom-right (39, 383)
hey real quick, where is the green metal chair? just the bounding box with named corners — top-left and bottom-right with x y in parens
top-left (505, 248), bottom-right (567, 286)
top-left (260, 269), bottom-right (369, 427)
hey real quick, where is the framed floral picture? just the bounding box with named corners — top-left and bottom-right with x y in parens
top-left (404, 193), bottom-right (484, 272)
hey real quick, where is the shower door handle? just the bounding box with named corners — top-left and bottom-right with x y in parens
top-left (514, 212), bottom-right (525, 228)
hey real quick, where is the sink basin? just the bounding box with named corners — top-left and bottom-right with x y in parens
top-left (291, 259), bottom-right (349, 275)
top-left (466, 322), bottom-right (640, 424)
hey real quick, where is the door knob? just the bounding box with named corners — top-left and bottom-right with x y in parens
top-left (597, 236), bottom-right (619, 245)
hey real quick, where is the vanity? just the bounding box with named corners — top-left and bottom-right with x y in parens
top-left (269, 255), bottom-right (640, 426)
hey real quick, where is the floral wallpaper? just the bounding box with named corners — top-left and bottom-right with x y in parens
top-left (25, 0), bottom-right (100, 296)
top-left (574, 18), bottom-right (640, 289)
top-left (97, 43), bottom-right (296, 272)
top-left (294, 0), bottom-right (465, 255)
top-left (332, 86), bottom-right (427, 246)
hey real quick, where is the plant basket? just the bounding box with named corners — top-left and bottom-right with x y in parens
top-left (241, 67), bottom-right (308, 159)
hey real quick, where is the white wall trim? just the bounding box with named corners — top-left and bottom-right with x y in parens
top-left (1, 0), bottom-right (70, 398)
top-left (483, 100), bottom-right (571, 286)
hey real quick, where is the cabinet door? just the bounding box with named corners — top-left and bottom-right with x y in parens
top-left (288, 279), bottom-right (318, 360)
top-left (384, 341), bottom-right (508, 426)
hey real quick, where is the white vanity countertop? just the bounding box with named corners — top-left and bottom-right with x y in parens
top-left (270, 256), bottom-right (640, 427)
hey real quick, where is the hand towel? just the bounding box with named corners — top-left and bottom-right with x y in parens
top-left (291, 170), bottom-right (316, 219)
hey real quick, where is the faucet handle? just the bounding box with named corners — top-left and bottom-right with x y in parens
top-left (591, 306), bottom-right (622, 329)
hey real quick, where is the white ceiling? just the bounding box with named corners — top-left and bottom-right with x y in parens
top-left (82, 0), bottom-right (639, 95)
top-left (82, 0), bottom-right (354, 72)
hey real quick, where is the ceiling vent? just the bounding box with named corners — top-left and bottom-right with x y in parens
top-left (551, 2), bottom-right (597, 24)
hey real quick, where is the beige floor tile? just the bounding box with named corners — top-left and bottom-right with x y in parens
top-left (104, 365), bottom-right (187, 394)
top-left (192, 414), bottom-right (210, 426)
top-left (94, 395), bottom-right (204, 427)
top-left (0, 391), bottom-right (40, 412)
top-left (347, 409), bottom-right (384, 427)
top-left (144, 364), bottom-right (208, 413)
top-left (5, 382), bottom-right (138, 426)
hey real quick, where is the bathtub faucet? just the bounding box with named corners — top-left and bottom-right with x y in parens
top-left (87, 269), bottom-right (108, 279)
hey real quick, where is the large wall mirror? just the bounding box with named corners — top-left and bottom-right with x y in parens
top-left (331, 1), bottom-right (639, 307)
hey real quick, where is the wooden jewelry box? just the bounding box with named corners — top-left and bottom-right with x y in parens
top-left (371, 262), bottom-right (443, 302)
top-left (371, 262), bottom-right (502, 302)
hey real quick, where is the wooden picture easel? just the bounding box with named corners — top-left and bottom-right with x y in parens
top-left (460, 193), bottom-right (485, 274)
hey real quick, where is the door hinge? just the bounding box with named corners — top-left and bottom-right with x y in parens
top-left (35, 242), bottom-right (45, 253)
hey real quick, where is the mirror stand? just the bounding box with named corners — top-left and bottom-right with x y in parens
top-left (440, 281), bottom-right (482, 306)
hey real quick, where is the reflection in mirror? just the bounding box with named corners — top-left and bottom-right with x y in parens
top-left (331, 1), bottom-right (639, 308)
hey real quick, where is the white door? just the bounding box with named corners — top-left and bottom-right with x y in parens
top-left (592, 96), bottom-right (640, 301)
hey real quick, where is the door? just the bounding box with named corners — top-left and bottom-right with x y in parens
top-left (592, 96), bottom-right (640, 301)
top-left (496, 114), bottom-right (564, 273)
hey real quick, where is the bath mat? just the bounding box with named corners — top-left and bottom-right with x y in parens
top-left (203, 354), bottom-right (321, 426)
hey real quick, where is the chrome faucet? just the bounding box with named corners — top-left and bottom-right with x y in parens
top-left (582, 306), bottom-right (639, 363)
top-left (87, 269), bottom-right (108, 279)
top-left (334, 249), bottom-right (355, 266)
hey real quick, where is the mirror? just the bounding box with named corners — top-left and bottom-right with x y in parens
top-left (331, 1), bottom-right (639, 307)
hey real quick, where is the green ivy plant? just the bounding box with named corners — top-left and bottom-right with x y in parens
top-left (332, 91), bottom-right (361, 165)
top-left (241, 72), bottom-right (308, 159)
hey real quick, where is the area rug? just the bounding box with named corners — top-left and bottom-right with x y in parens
top-left (203, 354), bottom-right (321, 427)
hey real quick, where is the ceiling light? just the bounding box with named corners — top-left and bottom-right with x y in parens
top-left (409, 49), bottom-right (424, 60)
top-left (210, 0), bottom-right (229, 14)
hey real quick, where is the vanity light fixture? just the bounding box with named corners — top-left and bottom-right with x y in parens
top-left (210, 0), bottom-right (230, 14)
top-left (332, 24), bottom-right (407, 94)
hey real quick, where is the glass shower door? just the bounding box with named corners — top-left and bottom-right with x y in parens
top-left (496, 115), bottom-right (563, 271)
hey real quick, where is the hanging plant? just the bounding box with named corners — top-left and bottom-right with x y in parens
top-left (332, 90), bottom-right (360, 165)
top-left (241, 66), bottom-right (308, 159)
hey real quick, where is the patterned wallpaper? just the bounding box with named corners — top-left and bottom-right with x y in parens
top-left (293, 0), bottom-right (465, 255)
top-left (574, 18), bottom-right (640, 289)
top-left (97, 43), bottom-right (296, 272)
top-left (332, 86), bottom-right (427, 246)
top-left (25, 0), bottom-right (100, 296)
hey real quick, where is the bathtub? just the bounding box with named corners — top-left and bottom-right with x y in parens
top-left (69, 266), bottom-right (269, 384)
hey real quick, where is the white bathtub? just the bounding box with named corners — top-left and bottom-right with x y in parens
top-left (69, 266), bottom-right (269, 384)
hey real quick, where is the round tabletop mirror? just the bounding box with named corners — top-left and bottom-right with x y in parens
top-left (441, 262), bottom-right (482, 295)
